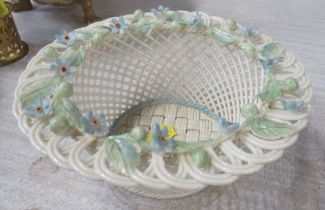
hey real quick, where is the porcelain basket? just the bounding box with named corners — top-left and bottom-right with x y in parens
top-left (13, 8), bottom-right (311, 199)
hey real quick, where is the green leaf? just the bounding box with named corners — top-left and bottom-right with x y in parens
top-left (171, 12), bottom-right (191, 26)
top-left (60, 45), bottom-right (86, 66)
top-left (105, 135), bottom-right (141, 174)
top-left (49, 115), bottom-right (75, 136)
top-left (75, 30), bottom-right (93, 40)
top-left (261, 42), bottom-right (284, 59)
top-left (53, 98), bottom-right (83, 130)
top-left (246, 118), bottom-right (296, 140)
top-left (74, 28), bottom-right (111, 44)
top-left (225, 19), bottom-right (238, 31)
top-left (91, 28), bottom-right (111, 44)
top-left (54, 81), bottom-right (74, 99)
top-left (133, 9), bottom-right (144, 21)
top-left (129, 16), bottom-right (161, 36)
top-left (78, 45), bottom-right (86, 65)
top-left (242, 41), bottom-right (258, 57)
top-left (19, 77), bottom-right (61, 105)
top-left (211, 28), bottom-right (239, 45)
top-left (258, 74), bottom-right (282, 102)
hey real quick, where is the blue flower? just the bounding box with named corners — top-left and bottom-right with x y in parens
top-left (281, 99), bottom-right (304, 112)
top-left (50, 59), bottom-right (76, 80)
top-left (82, 111), bottom-right (108, 136)
top-left (151, 5), bottom-right (169, 16)
top-left (259, 58), bottom-right (279, 71)
top-left (150, 123), bottom-right (175, 153)
top-left (245, 26), bottom-right (259, 38)
top-left (55, 28), bottom-right (77, 46)
top-left (189, 11), bottom-right (204, 28)
top-left (24, 97), bottom-right (52, 118)
top-left (219, 118), bottom-right (240, 134)
top-left (109, 16), bottom-right (128, 35)
top-left (259, 42), bottom-right (283, 71)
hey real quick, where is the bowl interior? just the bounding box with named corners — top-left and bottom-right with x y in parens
top-left (71, 29), bottom-right (266, 128)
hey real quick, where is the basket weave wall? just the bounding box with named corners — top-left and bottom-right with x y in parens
top-left (72, 29), bottom-right (265, 128)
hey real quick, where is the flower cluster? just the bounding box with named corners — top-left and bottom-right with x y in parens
top-left (189, 11), bottom-right (204, 28)
top-left (245, 26), bottom-right (259, 38)
top-left (258, 42), bottom-right (283, 71)
top-left (55, 29), bottom-right (77, 46)
top-left (82, 111), bottom-right (108, 136)
top-left (50, 59), bottom-right (76, 80)
top-left (148, 124), bottom-right (176, 153)
top-left (108, 16), bottom-right (128, 35)
top-left (25, 97), bottom-right (52, 118)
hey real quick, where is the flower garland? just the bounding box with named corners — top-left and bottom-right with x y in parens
top-left (19, 6), bottom-right (304, 174)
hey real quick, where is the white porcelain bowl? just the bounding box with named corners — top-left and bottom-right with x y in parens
top-left (13, 10), bottom-right (311, 199)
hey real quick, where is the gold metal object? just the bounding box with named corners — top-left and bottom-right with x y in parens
top-left (0, 12), bottom-right (28, 66)
top-left (79, 0), bottom-right (100, 24)
top-left (5, 0), bottom-right (32, 12)
top-left (33, 0), bottom-right (74, 5)
top-left (10, 0), bottom-right (100, 23)
top-left (0, 0), bottom-right (10, 15)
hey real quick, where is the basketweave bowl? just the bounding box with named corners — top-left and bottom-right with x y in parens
top-left (13, 8), bottom-right (312, 199)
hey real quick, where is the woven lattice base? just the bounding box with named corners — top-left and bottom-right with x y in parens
top-left (115, 104), bottom-right (220, 142)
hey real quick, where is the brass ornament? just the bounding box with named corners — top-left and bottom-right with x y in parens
top-left (0, 12), bottom-right (28, 66)
top-left (9, 0), bottom-right (100, 24)
top-left (79, 0), bottom-right (100, 23)
top-left (33, 0), bottom-right (75, 5)
top-left (5, 0), bottom-right (32, 12)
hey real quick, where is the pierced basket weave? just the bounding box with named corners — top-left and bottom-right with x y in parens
top-left (13, 10), bottom-right (311, 199)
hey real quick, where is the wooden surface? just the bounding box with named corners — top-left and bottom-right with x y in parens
top-left (0, 0), bottom-right (324, 209)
